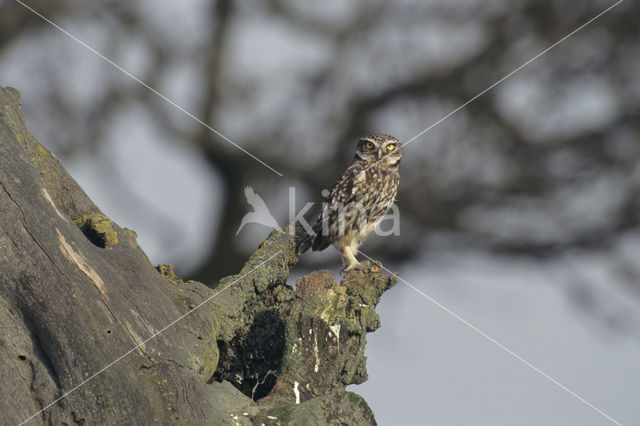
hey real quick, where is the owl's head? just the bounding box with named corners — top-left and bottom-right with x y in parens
top-left (355, 133), bottom-right (402, 166)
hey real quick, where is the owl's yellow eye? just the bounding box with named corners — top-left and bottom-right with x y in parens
top-left (365, 141), bottom-right (374, 149)
top-left (386, 144), bottom-right (396, 151)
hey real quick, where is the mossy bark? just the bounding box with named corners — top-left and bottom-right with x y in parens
top-left (0, 85), bottom-right (395, 425)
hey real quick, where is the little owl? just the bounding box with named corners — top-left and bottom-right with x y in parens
top-left (295, 133), bottom-right (402, 271)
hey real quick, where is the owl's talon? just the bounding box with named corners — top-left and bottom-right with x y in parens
top-left (341, 263), bottom-right (358, 273)
top-left (358, 260), bottom-right (372, 269)
top-left (342, 260), bottom-right (371, 273)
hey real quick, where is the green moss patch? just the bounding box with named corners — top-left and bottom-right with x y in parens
top-left (74, 213), bottom-right (119, 248)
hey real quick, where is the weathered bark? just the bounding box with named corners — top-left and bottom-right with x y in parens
top-left (0, 86), bottom-right (396, 425)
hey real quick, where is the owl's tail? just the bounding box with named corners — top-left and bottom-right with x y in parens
top-left (294, 221), bottom-right (313, 255)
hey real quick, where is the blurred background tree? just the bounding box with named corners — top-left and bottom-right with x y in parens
top-left (2, 1), bottom-right (640, 422)
top-left (2, 0), bottom-right (638, 282)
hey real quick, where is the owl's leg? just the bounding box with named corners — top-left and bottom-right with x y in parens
top-left (340, 246), bottom-right (362, 272)
top-left (353, 243), bottom-right (382, 269)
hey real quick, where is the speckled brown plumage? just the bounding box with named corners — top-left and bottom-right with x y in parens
top-left (296, 133), bottom-right (402, 271)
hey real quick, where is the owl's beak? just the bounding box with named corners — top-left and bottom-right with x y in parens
top-left (377, 149), bottom-right (383, 159)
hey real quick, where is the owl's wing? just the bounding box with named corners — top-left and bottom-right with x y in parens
top-left (311, 162), bottom-right (365, 251)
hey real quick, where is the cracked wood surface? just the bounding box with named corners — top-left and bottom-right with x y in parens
top-left (0, 86), bottom-right (225, 424)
